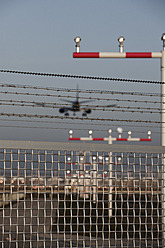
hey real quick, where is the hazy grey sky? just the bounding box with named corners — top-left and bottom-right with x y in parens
top-left (0, 1), bottom-right (164, 145)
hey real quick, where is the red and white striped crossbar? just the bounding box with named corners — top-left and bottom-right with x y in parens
top-left (69, 137), bottom-right (151, 142)
top-left (73, 52), bottom-right (162, 59)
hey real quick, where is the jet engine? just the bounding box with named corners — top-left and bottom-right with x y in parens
top-left (59, 108), bottom-right (65, 113)
top-left (85, 109), bottom-right (92, 114)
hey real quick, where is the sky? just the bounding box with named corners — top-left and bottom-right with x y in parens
top-left (0, 0), bottom-right (164, 145)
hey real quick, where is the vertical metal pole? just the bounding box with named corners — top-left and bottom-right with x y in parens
top-left (79, 156), bottom-right (84, 198)
top-left (93, 156), bottom-right (97, 203)
top-left (161, 48), bottom-right (165, 244)
top-left (108, 129), bottom-right (113, 217)
top-left (161, 50), bottom-right (165, 144)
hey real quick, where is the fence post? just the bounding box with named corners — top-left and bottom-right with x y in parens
top-left (161, 34), bottom-right (165, 244)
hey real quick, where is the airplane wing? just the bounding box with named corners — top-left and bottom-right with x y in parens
top-left (105, 104), bottom-right (117, 107)
top-left (59, 99), bottom-right (74, 104)
top-left (35, 102), bottom-right (46, 107)
top-left (80, 104), bottom-right (117, 110)
top-left (79, 100), bottom-right (95, 104)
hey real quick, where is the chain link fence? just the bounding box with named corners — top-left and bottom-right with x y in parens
top-left (0, 140), bottom-right (164, 247)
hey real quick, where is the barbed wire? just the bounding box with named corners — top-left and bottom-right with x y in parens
top-left (0, 90), bottom-right (161, 105)
top-left (0, 101), bottom-right (161, 114)
top-left (0, 98), bottom-right (161, 110)
top-left (0, 82), bottom-right (162, 96)
top-left (0, 76), bottom-right (162, 135)
top-left (0, 69), bottom-right (163, 84)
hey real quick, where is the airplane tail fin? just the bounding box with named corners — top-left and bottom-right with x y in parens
top-left (76, 84), bottom-right (79, 101)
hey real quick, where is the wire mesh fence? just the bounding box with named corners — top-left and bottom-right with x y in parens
top-left (0, 140), bottom-right (164, 247)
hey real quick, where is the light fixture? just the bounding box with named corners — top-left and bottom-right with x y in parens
top-left (117, 127), bottom-right (123, 134)
top-left (74, 36), bottom-right (81, 53)
top-left (69, 130), bottom-right (73, 138)
top-left (118, 36), bottom-right (125, 44)
top-left (161, 33), bottom-right (165, 41)
top-left (148, 131), bottom-right (151, 139)
top-left (108, 129), bottom-right (112, 134)
top-left (89, 130), bottom-right (92, 137)
top-left (98, 156), bottom-right (103, 160)
top-left (161, 33), bottom-right (165, 50)
top-left (117, 127), bottom-right (123, 139)
top-left (118, 36), bottom-right (125, 53)
top-left (74, 36), bottom-right (81, 43)
top-left (128, 131), bottom-right (132, 138)
top-left (118, 157), bottom-right (121, 163)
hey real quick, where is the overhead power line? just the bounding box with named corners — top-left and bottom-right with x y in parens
top-left (0, 69), bottom-right (163, 84)
top-left (0, 112), bottom-right (162, 123)
top-left (0, 118), bottom-right (159, 129)
top-left (0, 124), bottom-right (162, 134)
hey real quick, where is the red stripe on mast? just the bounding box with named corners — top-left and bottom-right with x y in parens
top-left (73, 52), bottom-right (99, 58)
top-left (126, 52), bottom-right (152, 58)
top-left (140, 139), bottom-right (152, 141)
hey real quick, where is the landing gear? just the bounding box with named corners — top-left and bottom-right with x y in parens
top-left (65, 112), bottom-right (69, 116)
top-left (82, 113), bottom-right (87, 117)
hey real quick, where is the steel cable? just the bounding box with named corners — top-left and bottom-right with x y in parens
top-left (0, 69), bottom-right (164, 84)
top-left (0, 112), bottom-right (162, 124)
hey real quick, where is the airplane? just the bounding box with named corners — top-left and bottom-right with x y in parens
top-left (59, 86), bottom-right (116, 117)
top-left (35, 85), bottom-right (116, 116)
top-left (59, 86), bottom-right (93, 116)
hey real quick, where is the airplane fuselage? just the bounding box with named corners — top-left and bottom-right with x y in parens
top-left (72, 101), bottom-right (80, 112)
top-left (59, 87), bottom-right (92, 116)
